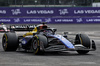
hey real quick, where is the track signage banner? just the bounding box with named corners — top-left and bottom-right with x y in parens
top-left (0, 17), bottom-right (100, 24)
top-left (0, 7), bottom-right (100, 16)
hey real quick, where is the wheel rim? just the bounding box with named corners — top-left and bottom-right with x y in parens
top-left (3, 36), bottom-right (7, 49)
top-left (33, 40), bottom-right (38, 50)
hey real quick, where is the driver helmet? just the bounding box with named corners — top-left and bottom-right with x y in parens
top-left (39, 25), bottom-right (47, 30)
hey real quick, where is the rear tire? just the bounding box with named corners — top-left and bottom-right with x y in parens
top-left (2, 32), bottom-right (18, 51)
top-left (31, 35), bottom-right (48, 55)
top-left (75, 34), bottom-right (90, 54)
top-left (32, 37), bottom-right (40, 54)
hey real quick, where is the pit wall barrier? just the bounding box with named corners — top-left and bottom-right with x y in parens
top-left (1, 17), bottom-right (100, 24)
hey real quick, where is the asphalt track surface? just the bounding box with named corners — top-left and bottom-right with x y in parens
top-left (0, 24), bottom-right (100, 66)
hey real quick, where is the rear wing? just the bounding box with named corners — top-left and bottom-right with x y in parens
top-left (10, 25), bottom-right (35, 31)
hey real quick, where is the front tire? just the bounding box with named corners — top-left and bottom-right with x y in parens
top-left (75, 34), bottom-right (90, 54)
top-left (77, 50), bottom-right (89, 54)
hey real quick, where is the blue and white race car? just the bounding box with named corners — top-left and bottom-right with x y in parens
top-left (2, 22), bottom-right (96, 55)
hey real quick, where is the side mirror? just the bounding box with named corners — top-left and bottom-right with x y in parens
top-left (53, 29), bottom-right (57, 33)
top-left (52, 28), bottom-right (57, 35)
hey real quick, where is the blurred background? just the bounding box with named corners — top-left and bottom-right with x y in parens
top-left (0, 0), bottom-right (100, 7)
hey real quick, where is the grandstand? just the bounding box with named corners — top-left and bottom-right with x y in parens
top-left (0, 0), bottom-right (99, 7)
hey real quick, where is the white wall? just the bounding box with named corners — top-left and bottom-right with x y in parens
top-left (92, 2), bottom-right (100, 7)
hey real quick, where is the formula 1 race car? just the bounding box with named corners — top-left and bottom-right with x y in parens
top-left (2, 22), bottom-right (96, 55)
top-left (10, 25), bottom-right (34, 31)
top-left (0, 24), bottom-right (34, 32)
top-left (0, 24), bottom-right (10, 32)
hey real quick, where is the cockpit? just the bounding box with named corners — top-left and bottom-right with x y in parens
top-left (39, 29), bottom-right (53, 35)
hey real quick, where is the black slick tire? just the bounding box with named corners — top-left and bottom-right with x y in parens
top-left (2, 32), bottom-right (18, 51)
top-left (75, 34), bottom-right (90, 54)
top-left (31, 35), bottom-right (48, 55)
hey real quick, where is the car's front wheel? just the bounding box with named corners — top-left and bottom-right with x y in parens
top-left (75, 34), bottom-right (90, 54)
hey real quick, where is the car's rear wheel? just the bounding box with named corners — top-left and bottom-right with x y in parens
top-left (75, 34), bottom-right (90, 54)
top-left (2, 32), bottom-right (18, 51)
top-left (31, 35), bottom-right (48, 55)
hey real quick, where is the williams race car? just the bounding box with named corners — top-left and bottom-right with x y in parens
top-left (2, 22), bottom-right (96, 55)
